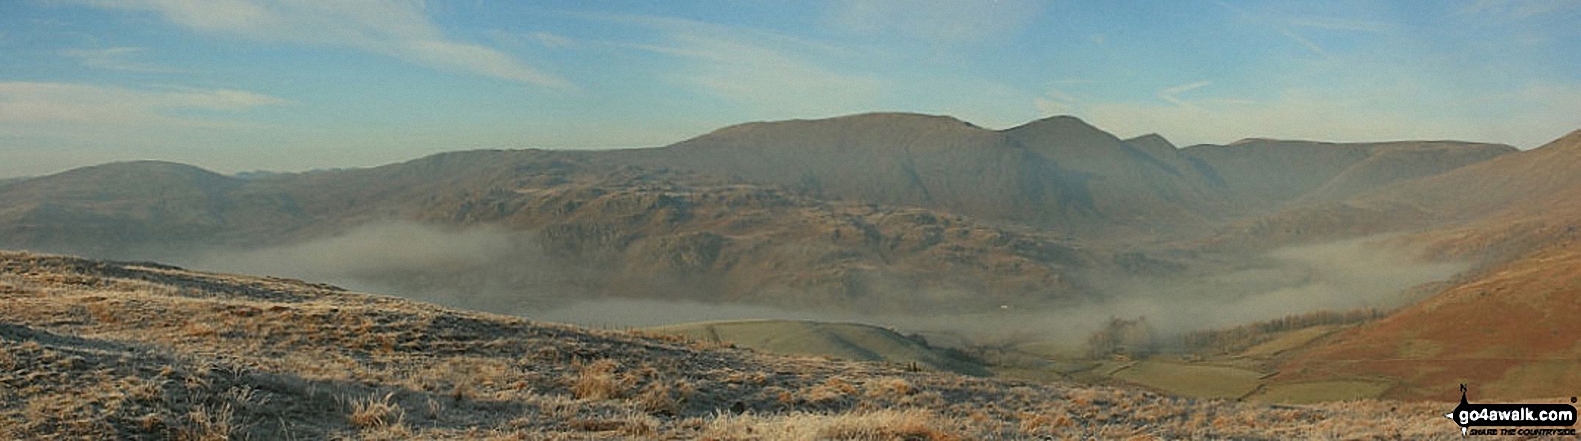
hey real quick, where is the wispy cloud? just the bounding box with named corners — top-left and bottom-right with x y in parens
top-left (1214, 2), bottom-right (1339, 59)
top-left (60, 47), bottom-right (184, 73)
top-left (1277, 28), bottom-right (1330, 58)
top-left (0, 81), bottom-right (287, 140)
top-left (1463, 0), bottom-right (1581, 21)
top-left (66, 0), bottom-right (569, 88)
top-left (1159, 80), bottom-right (1212, 109)
top-left (825, 0), bottom-right (1043, 43)
top-left (1034, 88), bottom-right (1079, 115)
top-left (595, 14), bottom-right (884, 116)
top-left (488, 30), bottom-right (576, 49)
top-left (1287, 16), bottom-right (1391, 33)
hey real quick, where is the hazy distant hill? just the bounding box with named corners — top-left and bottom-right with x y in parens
top-left (613, 113), bottom-right (1510, 240)
top-left (0, 113), bottom-right (1529, 314)
top-left (612, 113), bottom-right (1226, 238)
top-left (0, 161), bottom-right (304, 256)
top-left (1179, 139), bottom-right (1514, 210)
top-left (0, 151), bottom-right (1105, 313)
top-left (1200, 131), bottom-right (1578, 256)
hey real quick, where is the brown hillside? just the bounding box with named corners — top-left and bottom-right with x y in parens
top-left (0, 251), bottom-right (1467, 439)
top-left (1251, 130), bottom-right (1581, 400)
top-left (1273, 238), bottom-right (1581, 401)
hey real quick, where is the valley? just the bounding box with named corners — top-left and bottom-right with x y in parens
top-left (5, 114), bottom-right (1576, 408)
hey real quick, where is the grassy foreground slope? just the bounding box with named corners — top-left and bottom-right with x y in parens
top-left (0, 251), bottom-right (1456, 439)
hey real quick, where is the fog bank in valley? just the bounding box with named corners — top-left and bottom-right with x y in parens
top-left (182, 222), bottom-right (1467, 347)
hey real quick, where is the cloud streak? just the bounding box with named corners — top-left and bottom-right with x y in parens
top-left (68, 0), bottom-right (569, 88)
top-left (60, 47), bottom-right (185, 73)
top-left (1078, 80), bottom-right (1581, 148)
top-left (0, 81), bottom-right (287, 142)
top-left (597, 14), bottom-right (884, 116)
top-left (1159, 81), bottom-right (1212, 109)
top-left (825, 0), bottom-right (1043, 43)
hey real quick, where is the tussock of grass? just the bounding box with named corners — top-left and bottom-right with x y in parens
top-left (347, 392), bottom-right (404, 429)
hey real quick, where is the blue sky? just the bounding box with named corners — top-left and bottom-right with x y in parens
top-left (1, 0), bottom-right (1578, 177)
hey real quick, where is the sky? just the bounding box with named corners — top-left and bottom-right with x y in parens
top-left (1, 0), bottom-right (1578, 178)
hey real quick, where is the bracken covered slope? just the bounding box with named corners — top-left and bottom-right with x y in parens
top-left (0, 251), bottom-right (1462, 439)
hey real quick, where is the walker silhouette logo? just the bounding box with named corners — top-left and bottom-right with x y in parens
top-left (1445, 384), bottom-right (1577, 437)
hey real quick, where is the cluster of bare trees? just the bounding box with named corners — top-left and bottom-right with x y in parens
top-left (1178, 307), bottom-right (1384, 354)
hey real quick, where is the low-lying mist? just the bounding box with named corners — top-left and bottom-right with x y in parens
top-left (180, 222), bottom-right (1466, 351)
top-left (183, 222), bottom-right (602, 314)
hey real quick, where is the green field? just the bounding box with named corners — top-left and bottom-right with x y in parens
top-left (1109, 360), bottom-right (1266, 399)
top-left (644, 319), bottom-right (989, 376)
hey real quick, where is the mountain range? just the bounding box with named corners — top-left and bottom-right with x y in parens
top-left (2, 112), bottom-right (1576, 400)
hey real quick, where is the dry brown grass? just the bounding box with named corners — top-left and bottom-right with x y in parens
top-left (572, 358), bottom-right (625, 400)
top-left (0, 251), bottom-right (1471, 439)
top-left (700, 409), bottom-right (962, 441)
top-left (348, 392), bottom-right (404, 429)
top-left (178, 404), bottom-right (234, 441)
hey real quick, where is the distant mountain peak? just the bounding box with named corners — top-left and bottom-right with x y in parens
top-left (1005, 114), bottom-right (1098, 131)
top-left (1125, 133), bottom-right (1177, 150)
top-left (52, 160), bottom-right (233, 182)
top-left (1226, 137), bottom-right (1290, 146)
top-left (706, 112), bottom-right (982, 136)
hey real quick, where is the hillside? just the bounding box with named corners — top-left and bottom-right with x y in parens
top-left (1272, 238), bottom-right (1581, 401)
top-left (0, 153), bottom-right (1108, 314)
top-left (0, 114), bottom-right (1520, 315)
top-left (613, 113), bottom-right (1510, 239)
top-left (1179, 139), bottom-right (1513, 210)
top-left (0, 161), bottom-right (264, 257)
top-left (1197, 131), bottom-right (1576, 255)
top-left (1211, 131), bottom-right (1581, 400)
top-left (0, 251), bottom-right (1463, 439)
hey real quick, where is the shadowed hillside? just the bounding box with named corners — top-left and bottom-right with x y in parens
top-left (0, 251), bottom-right (1463, 439)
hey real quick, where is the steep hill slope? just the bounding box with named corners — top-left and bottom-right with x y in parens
top-left (0, 251), bottom-right (1465, 439)
top-left (1273, 238), bottom-right (1581, 401)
